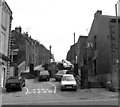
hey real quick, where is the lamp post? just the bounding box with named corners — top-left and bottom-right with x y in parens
top-left (74, 32), bottom-right (76, 63)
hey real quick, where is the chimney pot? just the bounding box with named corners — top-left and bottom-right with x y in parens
top-left (94, 10), bottom-right (102, 18)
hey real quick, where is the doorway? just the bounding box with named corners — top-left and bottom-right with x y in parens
top-left (93, 59), bottom-right (97, 76)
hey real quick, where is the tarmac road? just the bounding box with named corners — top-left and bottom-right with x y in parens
top-left (1, 78), bottom-right (119, 106)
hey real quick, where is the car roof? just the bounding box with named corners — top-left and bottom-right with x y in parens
top-left (7, 76), bottom-right (22, 79)
top-left (57, 70), bottom-right (68, 73)
top-left (63, 74), bottom-right (74, 77)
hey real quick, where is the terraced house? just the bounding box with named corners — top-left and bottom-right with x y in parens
top-left (87, 10), bottom-right (120, 91)
top-left (0, 0), bottom-right (13, 87)
top-left (10, 27), bottom-right (51, 76)
top-left (66, 10), bottom-right (120, 91)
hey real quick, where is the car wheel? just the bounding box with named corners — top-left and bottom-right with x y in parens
top-left (61, 88), bottom-right (63, 91)
top-left (39, 78), bottom-right (41, 82)
top-left (19, 87), bottom-right (22, 91)
top-left (23, 83), bottom-right (25, 87)
top-left (48, 78), bottom-right (50, 81)
top-left (6, 88), bottom-right (10, 92)
top-left (74, 88), bottom-right (77, 91)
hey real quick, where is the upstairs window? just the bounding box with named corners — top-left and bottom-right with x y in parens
top-left (1, 9), bottom-right (7, 30)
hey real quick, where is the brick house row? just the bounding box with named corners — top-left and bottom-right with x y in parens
top-left (66, 10), bottom-right (120, 91)
top-left (10, 26), bottom-right (51, 76)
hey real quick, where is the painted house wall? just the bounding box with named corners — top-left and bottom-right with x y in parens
top-left (0, 0), bottom-right (12, 87)
top-left (87, 14), bottom-right (98, 78)
top-left (97, 15), bottom-right (111, 75)
top-left (87, 10), bottom-right (119, 90)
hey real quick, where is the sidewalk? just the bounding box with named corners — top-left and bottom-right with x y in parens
top-left (89, 88), bottom-right (119, 98)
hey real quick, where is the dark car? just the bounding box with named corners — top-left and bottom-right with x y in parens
top-left (54, 70), bottom-right (68, 81)
top-left (39, 70), bottom-right (50, 81)
top-left (5, 76), bottom-right (25, 92)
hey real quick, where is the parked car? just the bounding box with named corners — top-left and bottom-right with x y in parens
top-left (39, 70), bottom-right (50, 81)
top-left (54, 70), bottom-right (68, 81)
top-left (60, 74), bottom-right (77, 91)
top-left (5, 76), bottom-right (25, 92)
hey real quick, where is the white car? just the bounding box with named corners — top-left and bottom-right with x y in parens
top-left (60, 74), bottom-right (77, 91)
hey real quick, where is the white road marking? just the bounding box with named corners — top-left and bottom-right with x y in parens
top-left (48, 90), bottom-right (53, 93)
top-left (23, 81), bottom-right (57, 95)
top-left (23, 87), bottom-right (29, 95)
top-left (23, 87), bottom-right (54, 94)
top-left (43, 91), bottom-right (47, 93)
top-left (33, 89), bottom-right (36, 93)
top-left (42, 89), bottom-right (45, 91)
top-left (38, 91), bottom-right (41, 93)
top-left (47, 82), bottom-right (56, 93)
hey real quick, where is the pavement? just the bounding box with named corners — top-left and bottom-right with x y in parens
top-left (74, 75), bottom-right (119, 98)
top-left (86, 88), bottom-right (119, 98)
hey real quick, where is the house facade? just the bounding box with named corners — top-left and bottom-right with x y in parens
top-left (87, 10), bottom-right (120, 91)
top-left (0, 0), bottom-right (12, 87)
top-left (66, 43), bottom-right (77, 64)
top-left (10, 27), bottom-right (51, 75)
top-left (76, 36), bottom-right (88, 68)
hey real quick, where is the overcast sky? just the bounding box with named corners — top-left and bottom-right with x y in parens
top-left (5, 0), bottom-right (118, 61)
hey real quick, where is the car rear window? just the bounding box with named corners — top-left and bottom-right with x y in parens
top-left (57, 70), bottom-right (67, 74)
top-left (62, 76), bottom-right (74, 81)
top-left (7, 79), bottom-right (19, 83)
top-left (40, 71), bottom-right (49, 75)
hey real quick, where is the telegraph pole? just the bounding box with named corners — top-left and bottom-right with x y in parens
top-left (73, 32), bottom-right (78, 75)
top-left (49, 45), bottom-right (52, 63)
top-left (74, 32), bottom-right (76, 63)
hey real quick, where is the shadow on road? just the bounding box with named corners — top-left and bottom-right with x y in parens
top-left (2, 88), bottom-right (21, 94)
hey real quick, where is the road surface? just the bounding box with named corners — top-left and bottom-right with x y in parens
top-left (1, 78), bottom-right (119, 106)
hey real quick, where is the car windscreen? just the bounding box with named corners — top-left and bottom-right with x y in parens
top-left (62, 76), bottom-right (74, 81)
top-left (40, 71), bottom-right (49, 75)
top-left (7, 79), bottom-right (19, 83)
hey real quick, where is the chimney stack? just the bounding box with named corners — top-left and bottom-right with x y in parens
top-left (94, 10), bottom-right (102, 18)
top-left (15, 26), bottom-right (22, 33)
